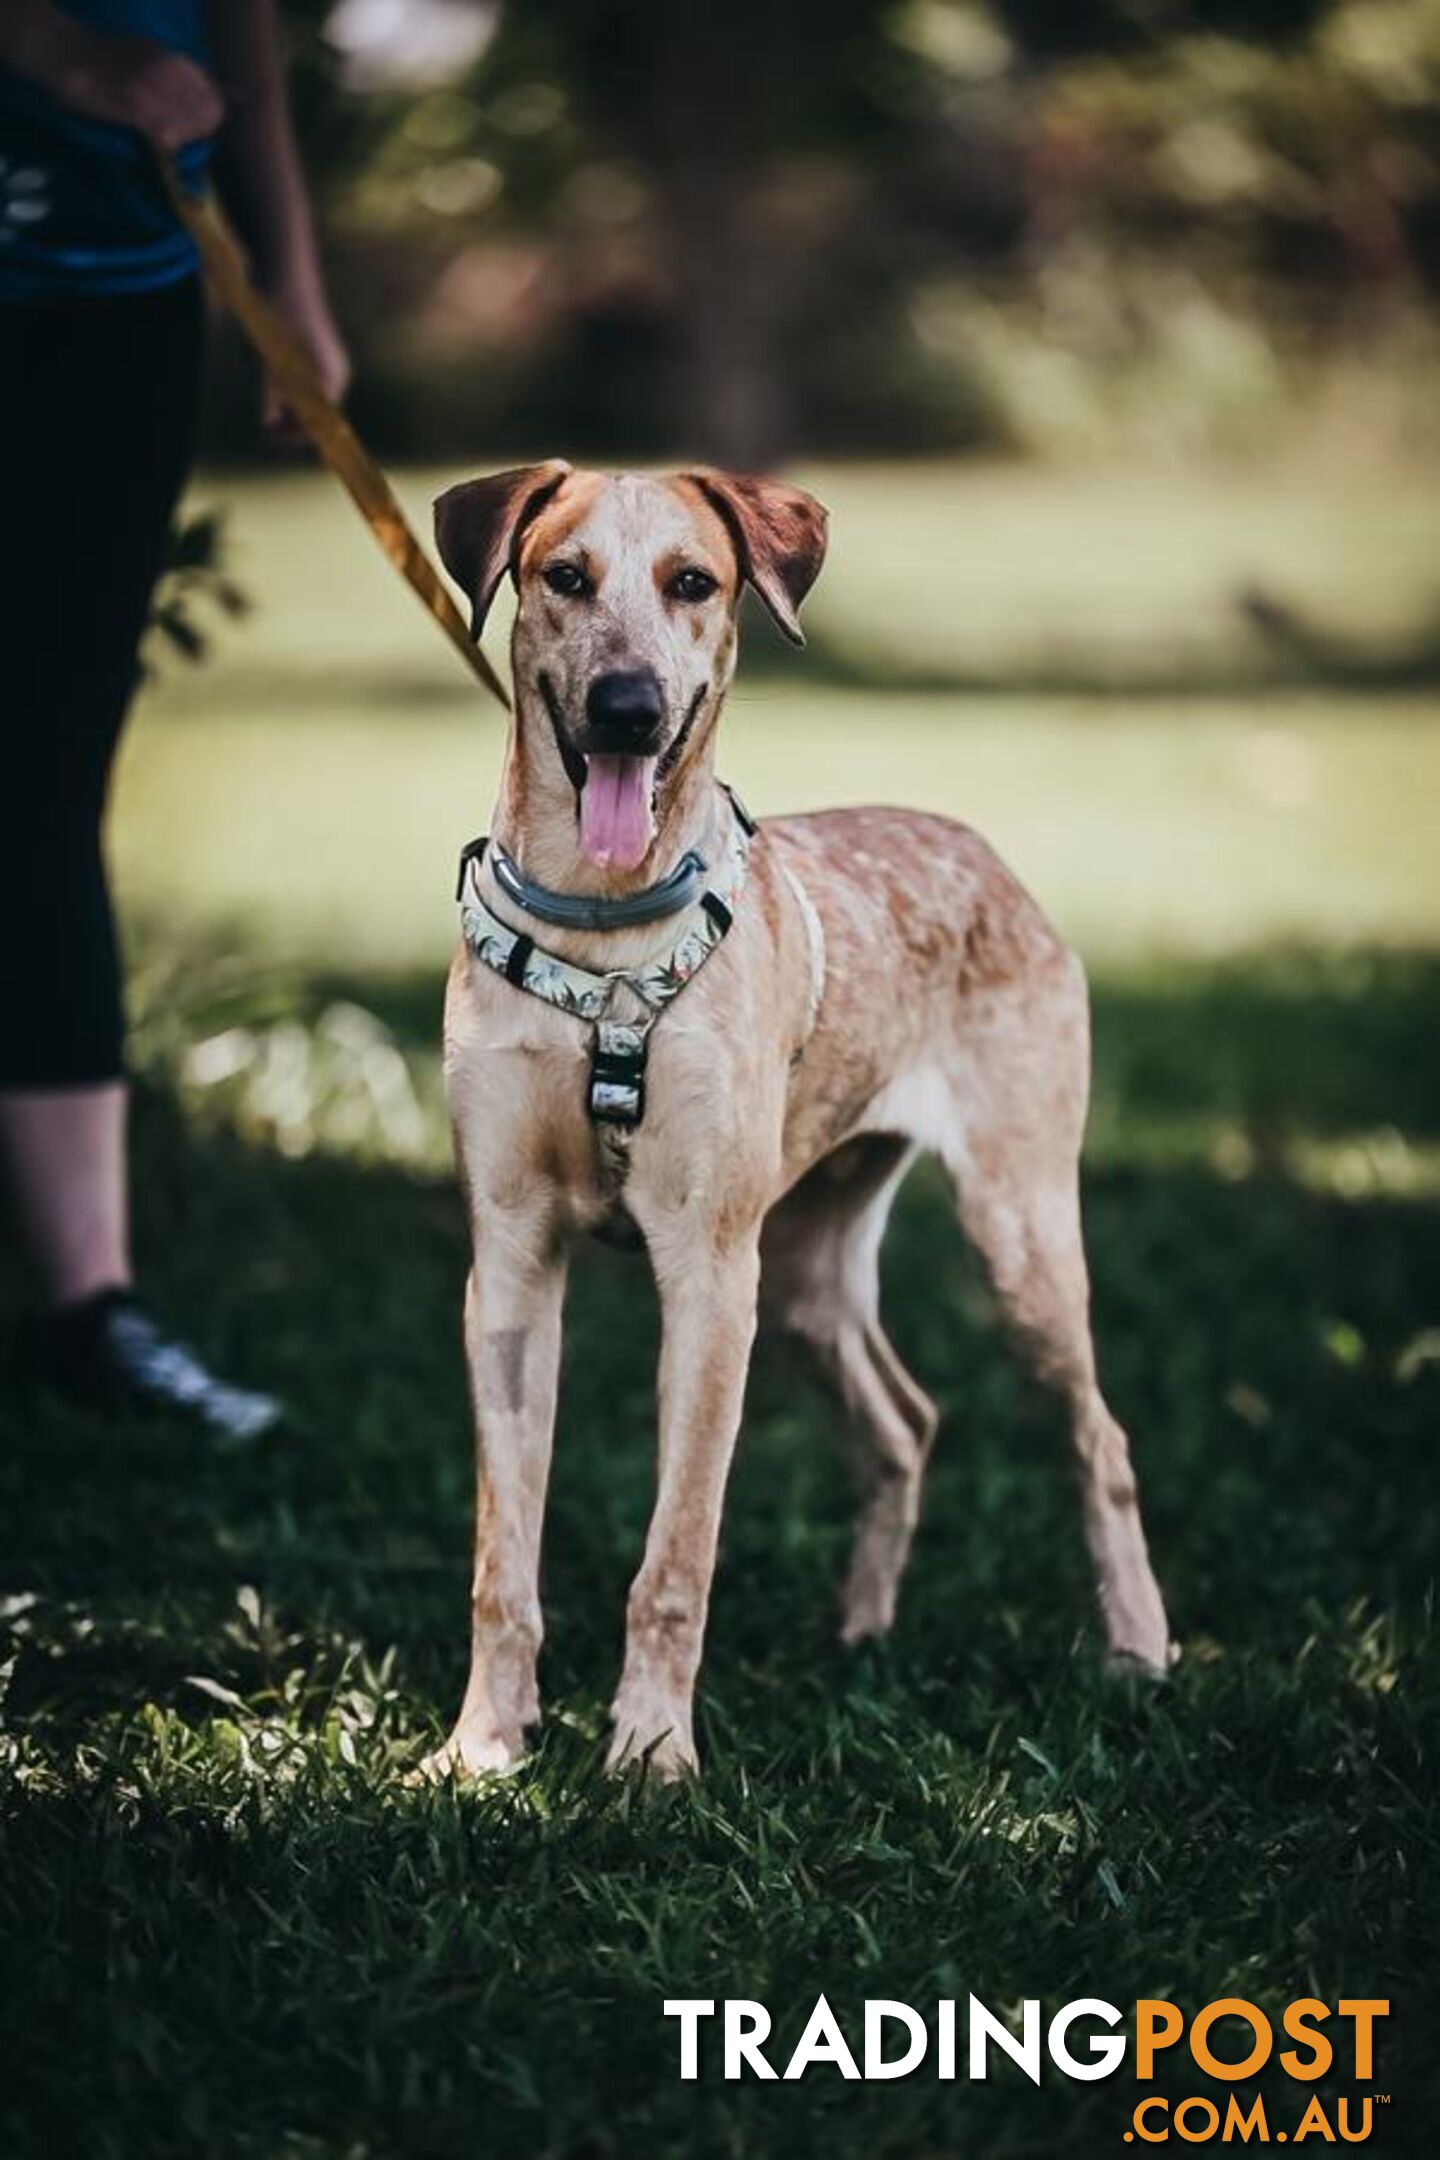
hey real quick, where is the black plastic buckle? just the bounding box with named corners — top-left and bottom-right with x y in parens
top-left (456, 835), bottom-right (488, 902)
top-left (588, 1022), bottom-right (649, 1128)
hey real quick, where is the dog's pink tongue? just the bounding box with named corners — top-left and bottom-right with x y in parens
top-left (580, 754), bottom-right (655, 871)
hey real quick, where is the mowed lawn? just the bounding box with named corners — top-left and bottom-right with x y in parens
top-left (3, 462), bottom-right (1439, 2158)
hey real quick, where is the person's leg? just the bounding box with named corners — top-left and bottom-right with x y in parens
top-left (0, 280), bottom-right (197, 1289)
top-left (0, 280), bottom-right (278, 1437)
top-left (0, 1086), bottom-right (129, 1307)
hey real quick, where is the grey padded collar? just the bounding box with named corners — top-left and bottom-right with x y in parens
top-left (487, 839), bottom-right (710, 930)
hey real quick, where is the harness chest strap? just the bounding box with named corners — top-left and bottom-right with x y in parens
top-left (458, 797), bottom-right (755, 1129)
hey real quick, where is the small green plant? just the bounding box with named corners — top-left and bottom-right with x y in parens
top-left (145, 507), bottom-right (250, 670)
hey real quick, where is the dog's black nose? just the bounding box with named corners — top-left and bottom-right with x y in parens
top-left (584, 669), bottom-right (664, 751)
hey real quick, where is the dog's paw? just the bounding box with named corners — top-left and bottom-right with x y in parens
top-left (407, 1723), bottom-right (527, 1786)
top-left (1100, 1581), bottom-right (1177, 1681)
top-left (839, 1594), bottom-right (896, 1646)
top-left (605, 1712), bottom-right (697, 1784)
top-left (1103, 1639), bottom-right (1180, 1685)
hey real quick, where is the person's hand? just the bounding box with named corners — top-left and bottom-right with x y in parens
top-left (261, 279), bottom-right (352, 445)
top-left (57, 31), bottom-right (224, 152)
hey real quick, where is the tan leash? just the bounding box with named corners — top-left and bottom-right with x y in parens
top-left (159, 164), bottom-right (509, 711)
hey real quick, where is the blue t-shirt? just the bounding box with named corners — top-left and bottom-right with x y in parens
top-left (0, 0), bottom-right (214, 299)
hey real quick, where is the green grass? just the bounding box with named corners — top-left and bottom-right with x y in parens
top-left (4, 462), bottom-right (1439, 2157)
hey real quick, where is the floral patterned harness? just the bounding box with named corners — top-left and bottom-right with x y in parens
top-left (457, 793), bottom-right (756, 1131)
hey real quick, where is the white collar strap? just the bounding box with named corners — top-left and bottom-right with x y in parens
top-left (458, 793), bottom-right (754, 1128)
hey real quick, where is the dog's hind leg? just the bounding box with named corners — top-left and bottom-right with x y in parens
top-left (940, 959), bottom-right (1173, 1673)
top-left (830, 1313), bottom-right (939, 1644)
top-left (951, 1168), bottom-right (1172, 1672)
top-left (761, 1137), bottom-right (939, 1643)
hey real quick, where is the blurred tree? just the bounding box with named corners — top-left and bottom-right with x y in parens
top-left (203, 0), bottom-right (1440, 465)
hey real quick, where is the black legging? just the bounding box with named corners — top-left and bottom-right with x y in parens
top-left (0, 278), bottom-right (204, 1087)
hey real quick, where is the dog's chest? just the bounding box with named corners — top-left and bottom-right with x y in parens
top-left (445, 943), bottom-right (775, 1231)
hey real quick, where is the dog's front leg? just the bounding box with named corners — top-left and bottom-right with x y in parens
top-left (430, 1206), bottom-right (568, 1779)
top-left (609, 1229), bottom-right (761, 1780)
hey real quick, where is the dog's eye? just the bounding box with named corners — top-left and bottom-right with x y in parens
top-left (668, 566), bottom-right (718, 603)
top-left (543, 561), bottom-right (591, 599)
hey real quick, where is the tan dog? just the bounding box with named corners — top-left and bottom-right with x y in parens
top-left (428, 461), bottom-right (1173, 1781)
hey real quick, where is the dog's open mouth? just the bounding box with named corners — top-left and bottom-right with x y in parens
top-left (578, 753), bottom-right (658, 873)
top-left (539, 675), bottom-right (661, 873)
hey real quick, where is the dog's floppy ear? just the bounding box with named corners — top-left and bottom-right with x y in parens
top-left (434, 460), bottom-right (572, 639)
top-left (685, 469), bottom-right (828, 646)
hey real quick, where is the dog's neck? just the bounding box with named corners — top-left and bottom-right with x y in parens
top-left (484, 679), bottom-right (727, 965)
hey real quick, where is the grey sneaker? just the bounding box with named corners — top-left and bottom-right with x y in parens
top-left (19, 1288), bottom-right (282, 1444)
